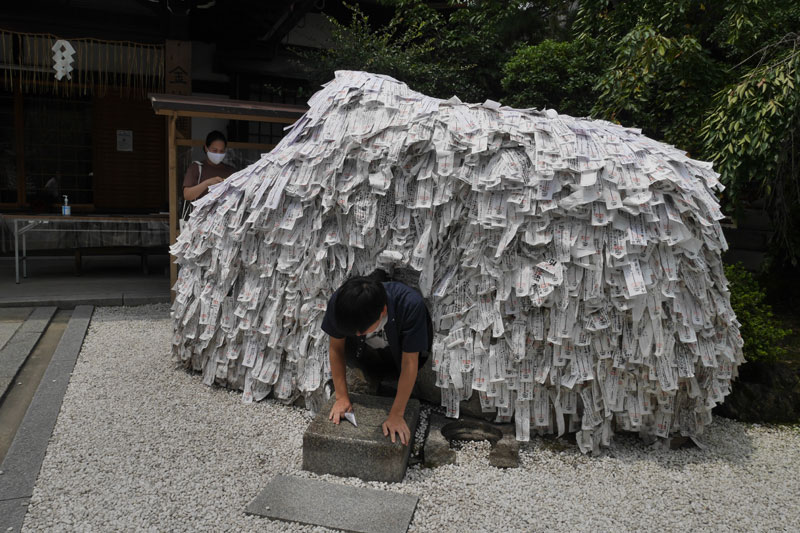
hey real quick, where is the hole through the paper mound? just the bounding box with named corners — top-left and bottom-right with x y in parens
top-left (441, 419), bottom-right (503, 446)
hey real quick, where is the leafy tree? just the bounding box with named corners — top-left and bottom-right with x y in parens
top-left (702, 36), bottom-right (800, 263)
top-left (501, 38), bottom-right (602, 116)
top-left (573, 0), bottom-right (800, 264)
top-left (302, 0), bottom-right (800, 263)
top-left (725, 263), bottom-right (791, 362)
top-left (299, 3), bottom-right (474, 101)
top-left (301, 1), bottom-right (575, 103)
top-left (573, 1), bottom-right (730, 154)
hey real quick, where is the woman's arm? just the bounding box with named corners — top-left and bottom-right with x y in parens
top-left (183, 176), bottom-right (224, 202)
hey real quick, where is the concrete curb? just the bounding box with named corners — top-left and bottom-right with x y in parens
top-left (0, 318), bottom-right (26, 352)
top-left (0, 297), bottom-right (122, 309)
top-left (0, 305), bottom-right (93, 533)
top-left (0, 307), bottom-right (57, 401)
top-left (0, 295), bottom-right (168, 309)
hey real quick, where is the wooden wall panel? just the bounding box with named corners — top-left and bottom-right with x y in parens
top-left (93, 90), bottom-right (166, 210)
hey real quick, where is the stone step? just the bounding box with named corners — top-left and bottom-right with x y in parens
top-left (0, 305), bottom-right (93, 533)
top-left (0, 308), bottom-right (33, 352)
top-left (0, 307), bottom-right (57, 402)
top-left (302, 393), bottom-right (420, 482)
top-left (246, 474), bottom-right (418, 533)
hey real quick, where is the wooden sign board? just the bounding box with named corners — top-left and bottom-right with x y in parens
top-left (165, 40), bottom-right (191, 95)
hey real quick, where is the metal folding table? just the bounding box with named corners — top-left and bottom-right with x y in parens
top-left (3, 214), bottom-right (169, 283)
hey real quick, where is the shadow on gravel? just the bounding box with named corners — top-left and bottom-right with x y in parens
top-left (518, 416), bottom-right (756, 470)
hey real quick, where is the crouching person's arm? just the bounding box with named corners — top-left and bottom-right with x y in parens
top-left (383, 351), bottom-right (419, 446)
top-left (328, 336), bottom-right (352, 424)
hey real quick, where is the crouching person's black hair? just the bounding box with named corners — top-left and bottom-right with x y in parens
top-left (334, 276), bottom-right (387, 335)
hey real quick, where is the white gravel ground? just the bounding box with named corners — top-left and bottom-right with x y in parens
top-left (22, 305), bottom-right (800, 532)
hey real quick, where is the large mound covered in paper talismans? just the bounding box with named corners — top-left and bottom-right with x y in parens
top-left (171, 71), bottom-right (744, 452)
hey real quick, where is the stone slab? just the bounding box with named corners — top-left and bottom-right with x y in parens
top-left (0, 307), bottom-right (56, 400)
top-left (0, 308), bottom-right (34, 322)
top-left (0, 296), bottom-right (123, 309)
top-left (0, 497), bottom-right (31, 533)
top-left (0, 377), bottom-right (12, 400)
top-left (0, 322), bottom-right (24, 352)
top-left (0, 306), bottom-right (93, 505)
top-left (422, 413), bottom-right (457, 468)
top-left (303, 393), bottom-right (420, 482)
top-left (245, 475), bottom-right (418, 533)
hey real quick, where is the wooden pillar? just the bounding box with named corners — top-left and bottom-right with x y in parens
top-left (164, 40), bottom-right (190, 301)
top-left (168, 112), bottom-right (178, 297)
top-left (14, 81), bottom-right (25, 206)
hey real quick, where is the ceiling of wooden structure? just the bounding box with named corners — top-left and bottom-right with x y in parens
top-left (2, 0), bottom-right (394, 49)
top-left (1, 0), bottom-right (399, 89)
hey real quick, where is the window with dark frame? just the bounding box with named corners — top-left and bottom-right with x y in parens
top-left (245, 79), bottom-right (305, 146)
top-left (23, 95), bottom-right (94, 207)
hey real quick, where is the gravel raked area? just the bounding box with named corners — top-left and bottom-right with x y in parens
top-left (22, 305), bottom-right (800, 532)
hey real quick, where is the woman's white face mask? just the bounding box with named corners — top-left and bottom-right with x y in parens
top-left (207, 151), bottom-right (226, 165)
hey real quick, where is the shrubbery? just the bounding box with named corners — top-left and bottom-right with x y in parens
top-left (725, 263), bottom-right (791, 362)
top-left (501, 39), bottom-right (600, 116)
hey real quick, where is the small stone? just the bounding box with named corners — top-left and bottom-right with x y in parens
top-left (302, 394), bottom-right (420, 482)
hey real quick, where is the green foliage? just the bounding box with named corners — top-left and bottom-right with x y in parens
top-left (725, 263), bottom-right (791, 362)
top-left (574, 0), bottom-right (800, 264)
top-left (299, 3), bottom-right (475, 101)
top-left (501, 39), bottom-right (601, 115)
top-left (590, 24), bottom-right (724, 154)
top-left (702, 42), bottom-right (800, 263)
top-left (300, 1), bottom-right (576, 102)
top-left (301, 0), bottom-right (800, 264)
top-left (574, 1), bottom-right (732, 153)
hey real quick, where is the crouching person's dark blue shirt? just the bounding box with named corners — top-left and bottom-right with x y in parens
top-left (321, 281), bottom-right (431, 369)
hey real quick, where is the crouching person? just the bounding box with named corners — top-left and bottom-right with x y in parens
top-left (321, 276), bottom-right (432, 446)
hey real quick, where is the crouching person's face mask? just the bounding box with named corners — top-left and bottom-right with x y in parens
top-left (207, 151), bottom-right (226, 165)
top-left (361, 311), bottom-right (388, 336)
top-left (373, 312), bottom-right (388, 333)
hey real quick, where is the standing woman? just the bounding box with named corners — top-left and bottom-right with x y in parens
top-left (182, 130), bottom-right (237, 202)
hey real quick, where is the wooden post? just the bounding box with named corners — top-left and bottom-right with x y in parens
top-left (14, 80), bottom-right (25, 206)
top-left (168, 112), bottom-right (178, 298)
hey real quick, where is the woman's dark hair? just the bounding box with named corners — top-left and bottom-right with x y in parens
top-left (334, 276), bottom-right (387, 335)
top-left (205, 130), bottom-right (227, 147)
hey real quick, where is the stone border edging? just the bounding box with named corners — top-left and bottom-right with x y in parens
top-left (0, 305), bottom-right (93, 533)
top-left (0, 307), bottom-right (57, 401)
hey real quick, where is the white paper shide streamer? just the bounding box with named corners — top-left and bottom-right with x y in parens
top-left (171, 71), bottom-right (744, 453)
top-left (52, 39), bottom-right (75, 81)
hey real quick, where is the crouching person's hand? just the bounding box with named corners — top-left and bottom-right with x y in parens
top-left (328, 397), bottom-right (352, 424)
top-left (382, 413), bottom-right (410, 445)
